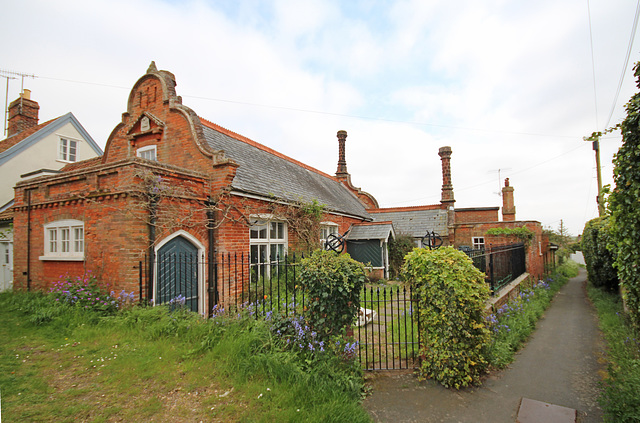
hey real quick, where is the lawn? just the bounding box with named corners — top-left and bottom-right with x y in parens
top-left (0, 291), bottom-right (371, 422)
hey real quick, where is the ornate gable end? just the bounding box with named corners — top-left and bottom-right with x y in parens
top-left (102, 62), bottom-right (216, 173)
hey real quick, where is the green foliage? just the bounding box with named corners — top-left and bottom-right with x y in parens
top-left (298, 250), bottom-right (366, 341)
top-left (0, 290), bottom-right (370, 422)
top-left (485, 226), bottom-right (534, 244)
top-left (402, 247), bottom-right (490, 389)
top-left (587, 282), bottom-right (640, 422)
top-left (582, 217), bottom-right (619, 291)
top-left (388, 233), bottom-right (416, 280)
top-left (283, 199), bottom-right (326, 254)
top-left (609, 61), bottom-right (640, 330)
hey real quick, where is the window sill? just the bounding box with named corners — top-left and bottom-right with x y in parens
top-left (39, 256), bottom-right (85, 262)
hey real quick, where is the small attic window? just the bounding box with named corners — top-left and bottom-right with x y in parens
top-left (59, 137), bottom-right (78, 162)
top-left (137, 145), bottom-right (157, 161)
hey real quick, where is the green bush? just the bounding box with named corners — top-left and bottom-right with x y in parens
top-left (610, 61), bottom-right (640, 329)
top-left (402, 247), bottom-right (491, 389)
top-left (388, 233), bottom-right (416, 280)
top-left (298, 250), bottom-right (366, 341)
top-left (582, 217), bottom-right (618, 291)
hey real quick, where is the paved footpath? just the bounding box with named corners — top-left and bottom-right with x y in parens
top-left (363, 268), bottom-right (606, 422)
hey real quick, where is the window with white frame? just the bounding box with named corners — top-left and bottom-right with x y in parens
top-left (472, 236), bottom-right (485, 250)
top-left (320, 222), bottom-right (339, 248)
top-left (137, 145), bottom-right (157, 161)
top-left (250, 219), bottom-right (287, 279)
top-left (41, 220), bottom-right (84, 260)
top-left (59, 138), bottom-right (78, 162)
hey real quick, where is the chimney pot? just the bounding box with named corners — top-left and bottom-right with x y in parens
top-left (22, 89), bottom-right (31, 100)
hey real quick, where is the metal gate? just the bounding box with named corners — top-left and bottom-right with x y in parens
top-left (356, 284), bottom-right (420, 371)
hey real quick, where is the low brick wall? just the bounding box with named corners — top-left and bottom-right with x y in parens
top-left (486, 273), bottom-right (532, 312)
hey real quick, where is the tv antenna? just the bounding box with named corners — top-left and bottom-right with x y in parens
top-left (1, 69), bottom-right (37, 136)
top-left (487, 168), bottom-right (512, 196)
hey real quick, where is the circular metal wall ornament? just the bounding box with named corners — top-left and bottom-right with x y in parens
top-left (422, 231), bottom-right (443, 250)
top-left (324, 233), bottom-right (345, 253)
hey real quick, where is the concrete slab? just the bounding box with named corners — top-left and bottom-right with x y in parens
top-left (517, 398), bottom-right (576, 423)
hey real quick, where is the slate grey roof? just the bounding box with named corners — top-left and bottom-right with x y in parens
top-left (347, 223), bottom-right (394, 241)
top-left (369, 207), bottom-right (449, 237)
top-left (201, 124), bottom-right (371, 220)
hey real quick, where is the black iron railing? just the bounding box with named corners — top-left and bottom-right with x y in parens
top-left (463, 243), bottom-right (527, 295)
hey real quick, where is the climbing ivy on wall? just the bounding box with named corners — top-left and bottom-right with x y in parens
top-left (609, 62), bottom-right (640, 329)
top-left (485, 227), bottom-right (534, 244)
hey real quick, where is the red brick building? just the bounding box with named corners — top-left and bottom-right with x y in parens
top-left (12, 63), bottom-right (551, 312)
top-left (12, 63), bottom-right (377, 313)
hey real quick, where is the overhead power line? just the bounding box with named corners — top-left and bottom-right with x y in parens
top-left (587, 0), bottom-right (599, 129)
top-left (603, 0), bottom-right (640, 129)
top-left (33, 73), bottom-right (581, 140)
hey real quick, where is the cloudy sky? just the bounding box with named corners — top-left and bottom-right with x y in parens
top-left (2, 0), bottom-right (638, 236)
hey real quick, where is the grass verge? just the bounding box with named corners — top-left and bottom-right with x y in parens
top-left (587, 283), bottom-right (640, 422)
top-left (0, 291), bottom-right (371, 422)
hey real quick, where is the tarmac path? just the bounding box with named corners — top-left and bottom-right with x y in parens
top-left (363, 267), bottom-right (606, 422)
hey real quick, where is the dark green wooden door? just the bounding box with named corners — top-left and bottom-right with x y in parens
top-left (157, 236), bottom-right (199, 312)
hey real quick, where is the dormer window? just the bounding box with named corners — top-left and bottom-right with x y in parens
top-left (137, 145), bottom-right (157, 161)
top-left (59, 138), bottom-right (77, 162)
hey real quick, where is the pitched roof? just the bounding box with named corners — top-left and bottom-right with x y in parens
top-left (0, 117), bottom-right (57, 154)
top-left (0, 113), bottom-right (102, 166)
top-left (369, 205), bottom-right (449, 237)
top-left (347, 221), bottom-right (395, 241)
top-left (200, 119), bottom-right (371, 220)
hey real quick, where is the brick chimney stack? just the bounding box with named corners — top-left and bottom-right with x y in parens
top-left (8, 89), bottom-right (39, 137)
top-left (439, 146), bottom-right (455, 207)
top-left (502, 178), bottom-right (516, 221)
top-left (336, 130), bottom-right (348, 178)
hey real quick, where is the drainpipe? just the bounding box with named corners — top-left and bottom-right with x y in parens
top-left (207, 197), bottom-right (217, 317)
top-left (26, 189), bottom-right (31, 291)
top-left (148, 195), bottom-right (158, 303)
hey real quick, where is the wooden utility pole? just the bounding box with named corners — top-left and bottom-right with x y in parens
top-left (593, 139), bottom-right (605, 216)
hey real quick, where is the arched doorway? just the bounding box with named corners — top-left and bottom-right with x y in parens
top-left (156, 234), bottom-right (201, 313)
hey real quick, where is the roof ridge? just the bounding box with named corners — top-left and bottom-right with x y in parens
top-left (199, 117), bottom-right (337, 181)
top-left (368, 204), bottom-right (443, 213)
top-left (355, 220), bottom-right (393, 225)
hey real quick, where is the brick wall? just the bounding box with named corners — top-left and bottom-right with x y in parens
top-left (455, 208), bottom-right (500, 224)
top-left (453, 220), bottom-right (546, 280)
top-left (11, 65), bottom-right (370, 314)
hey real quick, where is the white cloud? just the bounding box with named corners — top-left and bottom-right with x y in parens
top-left (1, 0), bottom-right (637, 236)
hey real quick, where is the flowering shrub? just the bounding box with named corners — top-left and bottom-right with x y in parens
top-left (50, 273), bottom-right (135, 314)
top-left (270, 312), bottom-right (358, 358)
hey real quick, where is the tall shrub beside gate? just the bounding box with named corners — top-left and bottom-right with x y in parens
top-left (403, 247), bottom-right (491, 389)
